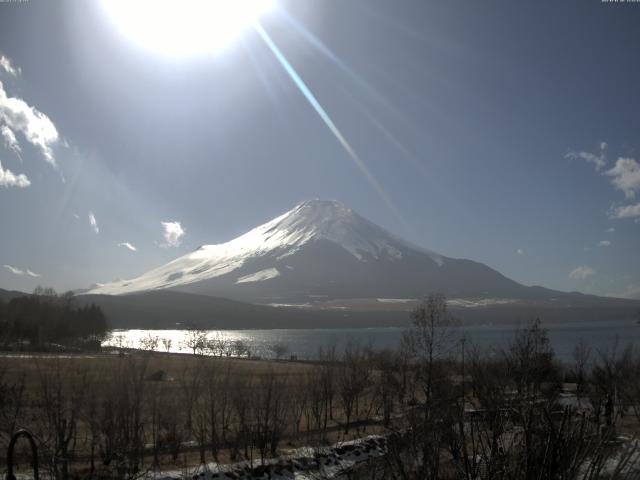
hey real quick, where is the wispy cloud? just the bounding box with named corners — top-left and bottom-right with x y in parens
top-left (3, 264), bottom-right (39, 277)
top-left (0, 79), bottom-right (59, 165)
top-left (605, 157), bottom-right (640, 199)
top-left (118, 242), bottom-right (137, 252)
top-left (161, 221), bottom-right (185, 247)
top-left (598, 240), bottom-right (611, 247)
top-left (1, 125), bottom-right (21, 159)
top-left (609, 202), bottom-right (640, 220)
top-left (0, 159), bottom-right (30, 188)
top-left (3, 264), bottom-right (23, 275)
top-left (88, 212), bottom-right (99, 234)
top-left (606, 227), bottom-right (615, 233)
top-left (569, 265), bottom-right (595, 280)
top-left (566, 142), bottom-right (607, 171)
top-left (0, 55), bottom-right (20, 77)
top-left (516, 248), bottom-right (525, 255)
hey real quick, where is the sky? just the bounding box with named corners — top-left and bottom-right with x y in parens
top-left (0, 0), bottom-right (639, 298)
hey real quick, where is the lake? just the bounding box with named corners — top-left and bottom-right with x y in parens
top-left (103, 318), bottom-right (640, 362)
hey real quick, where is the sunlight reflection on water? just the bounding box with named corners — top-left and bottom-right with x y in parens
top-left (102, 319), bottom-right (640, 362)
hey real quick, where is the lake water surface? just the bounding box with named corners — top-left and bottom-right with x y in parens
top-left (104, 319), bottom-right (640, 362)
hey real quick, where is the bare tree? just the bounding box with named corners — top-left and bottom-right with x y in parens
top-left (204, 361), bottom-right (233, 461)
top-left (232, 339), bottom-right (249, 357)
top-left (96, 356), bottom-right (149, 477)
top-left (373, 349), bottom-right (400, 427)
top-left (289, 377), bottom-right (308, 436)
top-left (161, 337), bottom-right (173, 353)
top-left (139, 333), bottom-right (159, 352)
top-left (399, 293), bottom-right (459, 479)
top-left (337, 341), bottom-right (370, 434)
top-left (318, 343), bottom-right (337, 427)
top-left (572, 339), bottom-right (592, 400)
top-left (229, 375), bottom-right (251, 462)
top-left (0, 360), bottom-right (25, 442)
top-left (304, 367), bottom-right (326, 443)
top-left (250, 369), bottom-right (290, 462)
top-left (34, 359), bottom-right (88, 479)
top-left (206, 332), bottom-right (229, 357)
top-left (178, 357), bottom-right (205, 435)
top-left (505, 318), bottom-right (557, 399)
top-left (182, 328), bottom-right (208, 355)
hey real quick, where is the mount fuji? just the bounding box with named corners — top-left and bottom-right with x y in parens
top-left (86, 200), bottom-right (622, 310)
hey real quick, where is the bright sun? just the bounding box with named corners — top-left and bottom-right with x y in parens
top-left (101, 0), bottom-right (274, 57)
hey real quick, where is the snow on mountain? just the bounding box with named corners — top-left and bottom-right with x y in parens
top-left (236, 268), bottom-right (281, 284)
top-left (86, 200), bottom-right (445, 296)
top-left (82, 200), bottom-right (640, 309)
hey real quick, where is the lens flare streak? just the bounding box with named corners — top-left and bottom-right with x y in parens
top-left (253, 21), bottom-right (402, 222)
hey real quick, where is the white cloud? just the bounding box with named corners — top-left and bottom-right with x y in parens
top-left (161, 221), bottom-right (185, 247)
top-left (1, 125), bottom-right (21, 158)
top-left (569, 265), bottom-right (595, 280)
top-left (606, 227), bottom-right (615, 233)
top-left (0, 160), bottom-right (30, 188)
top-left (605, 157), bottom-right (640, 199)
top-left (3, 264), bottom-right (24, 275)
top-left (0, 79), bottom-right (59, 165)
top-left (88, 212), bottom-right (99, 234)
top-left (0, 55), bottom-right (20, 77)
top-left (566, 143), bottom-right (607, 171)
top-left (609, 202), bottom-right (640, 220)
top-left (516, 248), bottom-right (524, 255)
top-left (598, 240), bottom-right (611, 247)
top-left (118, 242), bottom-right (137, 252)
top-left (3, 264), bottom-right (41, 277)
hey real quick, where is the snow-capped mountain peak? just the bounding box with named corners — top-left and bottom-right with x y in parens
top-left (256, 199), bottom-right (407, 261)
top-left (86, 200), bottom-right (444, 296)
top-left (81, 200), bottom-right (639, 309)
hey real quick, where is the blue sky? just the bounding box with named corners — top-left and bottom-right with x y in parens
top-left (0, 0), bottom-right (639, 298)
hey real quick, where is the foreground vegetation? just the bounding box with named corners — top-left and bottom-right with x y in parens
top-left (0, 294), bottom-right (639, 479)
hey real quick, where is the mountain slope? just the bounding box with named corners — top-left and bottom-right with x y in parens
top-left (0, 288), bottom-right (29, 302)
top-left (84, 200), bottom-right (631, 306)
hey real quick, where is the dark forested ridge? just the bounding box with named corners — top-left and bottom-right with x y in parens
top-left (78, 290), bottom-right (640, 329)
top-left (78, 290), bottom-right (412, 329)
top-left (0, 287), bottom-right (108, 350)
top-left (2, 287), bottom-right (639, 331)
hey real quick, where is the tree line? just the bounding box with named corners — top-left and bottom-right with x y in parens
top-left (0, 287), bottom-right (108, 350)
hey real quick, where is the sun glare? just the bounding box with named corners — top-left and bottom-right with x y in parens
top-left (101, 0), bottom-right (274, 57)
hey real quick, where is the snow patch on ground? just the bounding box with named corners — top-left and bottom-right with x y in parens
top-left (268, 303), bottom-right (313, 308)
top-left (377, 298), bottom-right (415, 303)
top-left (447, 298), bottom-right (518, 308)
top-left (149, 435), bottom-right (388, 480)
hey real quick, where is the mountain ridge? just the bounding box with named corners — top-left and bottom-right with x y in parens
top-left (83, 200), bottom-right (637, 307)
